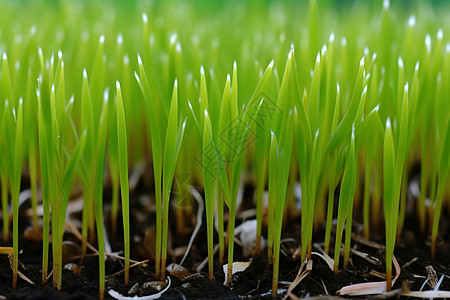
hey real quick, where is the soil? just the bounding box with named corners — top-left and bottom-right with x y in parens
top-left (1, 173), bottom-right (450, 299)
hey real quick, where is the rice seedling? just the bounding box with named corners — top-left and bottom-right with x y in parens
top-left (116, 81), bottom-right (130, 284)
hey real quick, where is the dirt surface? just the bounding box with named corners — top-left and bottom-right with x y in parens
top-left (1, 174), bottom-right (450, 299)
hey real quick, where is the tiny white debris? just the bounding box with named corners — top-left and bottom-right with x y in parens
top-left (117, 33), bottom-right (123, 44)
top-left (142, 12), bottom-right (148, 23)
top-left (437, 29), bottom-right (443, 40)
top-left (398, 56), bottom-right (404, 68)
top-left (223, 262), bottom-right (251, 285)
top-left (329, 32), bottom-right (335, 42)
top-left (383, 0), bottom-right (390, 9)
top-left (99, 34), bottom-right (105, 43)
top-left (408, 15), bottom-right (416, 27)
top-left (109, 277), bottom-right (171, 300)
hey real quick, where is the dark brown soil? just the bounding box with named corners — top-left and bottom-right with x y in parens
top-left (1, 173), bottom-right (450, 299)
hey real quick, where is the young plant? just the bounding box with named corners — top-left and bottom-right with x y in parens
top-left (268, 113), bottom-right (293, 297)
top-left (116, 81), bottom-right (130, 283)
top-left (383, 82), bottom-right (409, 291)
top-left (37, 70), bottom-right (87, 290)
top-left (333, 125), bottom-right (356, 273)
top-left (161, 79), bottom-right (187, 279)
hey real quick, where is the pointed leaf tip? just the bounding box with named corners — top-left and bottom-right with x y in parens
top-left (268, 60), bottom-right (274, 68)
top-left (103, 87), bottom-right (110, 102)
top-left (2, 52), bottom-right (6, 60)
top-left (383, 0), bottom-right (390, 9)
top-left (142, 13), bottom-right (148, 23)
top-left (437, 29), bottom-right (443, 40)
top-left (398, 57), bottom-right (403, 68)
top-left (116, 80), bottom-right (121, 90)
top-left (329, 32), bottom-right (335, 42)
top-left (99, 34), bottom-right (105, 43)
top-left (373, 104), bottom-right (380, 113)
top-left (83, 68), bottom-right (87, 79)
top-left (404, 82), bottom-right (409, 92)
top-left (117, 34), bottom-right (123, 44)
top-left (321, 45), bottom-right (327, 56)
top-left (408, 15), bottom-right (416, 27)
top-left (137, 53), bottom-right (143, 65)
top-left (386, 118), bottom-right (391, 129)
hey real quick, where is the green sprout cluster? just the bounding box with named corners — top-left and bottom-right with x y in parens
top-left (0, 0), bottom-right (450, 298)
